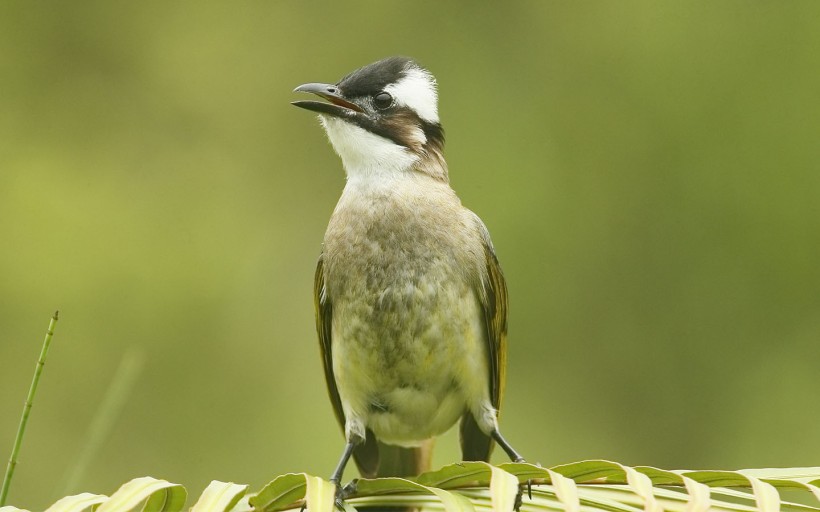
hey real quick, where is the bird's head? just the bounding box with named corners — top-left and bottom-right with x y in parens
top-left (292, 56), bottom-right (447, 181)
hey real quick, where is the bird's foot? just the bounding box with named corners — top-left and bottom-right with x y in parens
top-left (514, 487), bottom-right (524, 511)
top-left (490, 429), bottom-right (531, 510)
top-left (333, 479), bottom-right (357, 510)
top-left (511, 477), bottom-right (533, 511)
top-left (510, 457), bottom-right (531, 511)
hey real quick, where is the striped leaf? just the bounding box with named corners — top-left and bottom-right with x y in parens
top-left (11, 460), bottom-right (819, 512)
top-left (190, 481), bottom-right (248, 512)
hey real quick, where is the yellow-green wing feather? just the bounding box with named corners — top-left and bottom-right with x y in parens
top-left (314, 255), bottom-right (346, 430)
top-left (460, 221), bottom-right (509, 462)
top-left (484, 243), bottom-right (509, 410)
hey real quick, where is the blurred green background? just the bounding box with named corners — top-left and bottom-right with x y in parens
top-left (2, 2), bottom-right (819, 509)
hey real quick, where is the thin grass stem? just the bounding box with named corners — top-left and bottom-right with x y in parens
top-left (1, 310), bottom-right (60, 506)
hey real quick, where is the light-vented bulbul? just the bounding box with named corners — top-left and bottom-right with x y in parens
top-left (292, 56), bottom-right (525, 495)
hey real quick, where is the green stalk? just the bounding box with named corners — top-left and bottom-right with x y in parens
top-left (60, 346), bottom-right (144, 495)
top-left (0, 310), bottom-right (60, 506)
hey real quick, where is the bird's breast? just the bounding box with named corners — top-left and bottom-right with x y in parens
top-left (324, 188), bottom-right (476, 358)
top-left (322, 177), bottom-right (483, 311)
top-left (321, 177), bottom-right (489, 444)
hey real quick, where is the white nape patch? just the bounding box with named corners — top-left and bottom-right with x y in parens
top-left (320, 116), bottom-right (418, 179)
top-left (385, 67), bottom-right (439, 124)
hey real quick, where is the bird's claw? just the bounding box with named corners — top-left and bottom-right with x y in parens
top-left (510, 457), bottom-right (532, 511)
top-left (512, 478), bottom-right (532, 511)
top-left (333, 480), bottom-right (357, 510)
top-left (514, 486), bottom-right (524, 511)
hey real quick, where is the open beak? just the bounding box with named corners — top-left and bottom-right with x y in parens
top-left (292, 83), bottom-right (363, 119)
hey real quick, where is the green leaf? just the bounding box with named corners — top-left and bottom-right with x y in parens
top-left (747, 477), bottom-right (781, 512)
top-left (190, 481), bottom-right (248, 512)
top-left (249, 473), bottom-right (307, 511)
top-left (681, 475), bottom-right (712, 512)
top-left (44, 492), bottom-right (107, 512)
top-left (547, 468), bottom-right (580, 512)
top-left (680, 470), bottom-right (787, 512)
top-left (9, 461), bottom-right (820, 512)
top-left (304, 475), bottom-right (335, 512)
top-left (739, 469), bottom-right (820, 505)
top-left (497, 462), bottom-right (552, 482)
top-left (548, 459), bottom-right (630, 483)
top-left (416, 461), bottom-right (494, 488)
top-left (353, 476), bottom-right (426, 496)
top-left (95, 477), bottom-right (186, 512)
top-left (488, 464), bottom-right (519, 512)
top-left (740, 468), bottom-right (820, 483)
top-left (354, 476), bottom-right (475, 510)
top-left (623, 465), bottom-right (663, 512)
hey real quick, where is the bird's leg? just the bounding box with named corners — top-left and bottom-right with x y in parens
top-left (491, 429), bottom-right (525, 463)
top-left (330, 440), bottom-right (358, 509)
top-left (491, 429), bottom-right (530, 510)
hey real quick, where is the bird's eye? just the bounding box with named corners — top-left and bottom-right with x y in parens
top-left (373, 92), bottom-right (393, 110)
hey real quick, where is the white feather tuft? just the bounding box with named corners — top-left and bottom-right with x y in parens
top-left (385, 66), bottom-right (439, 124)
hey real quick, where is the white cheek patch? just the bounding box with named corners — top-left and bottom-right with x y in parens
top-left (385, 67), bottom-right (439, 124)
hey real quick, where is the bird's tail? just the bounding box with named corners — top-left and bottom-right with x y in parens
top-left (356, 439), bottom-right (434, 512)
top-left (376, 439), bottom-right (434, 478)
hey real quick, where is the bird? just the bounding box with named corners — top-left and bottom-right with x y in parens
top-left (292, 56), bottom-right (525, 499)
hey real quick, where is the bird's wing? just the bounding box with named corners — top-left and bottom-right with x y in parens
top-left (314, 255), bottom-right (380, 477)
top-left (460, 218), bottom-right (509, 461)
top-left (478, 221), bottom-right (508, 410)
top-left (314, 254), bottom-right (346, 429)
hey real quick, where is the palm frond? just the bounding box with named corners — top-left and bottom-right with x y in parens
top-left (11, 460), bottom-right (820, 512)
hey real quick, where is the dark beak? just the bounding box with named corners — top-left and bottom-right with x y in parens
top-left (292, 83), bottom-right (363, 119)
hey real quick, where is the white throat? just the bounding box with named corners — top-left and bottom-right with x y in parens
top-left (320, 116), bottom-right (419, 181)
